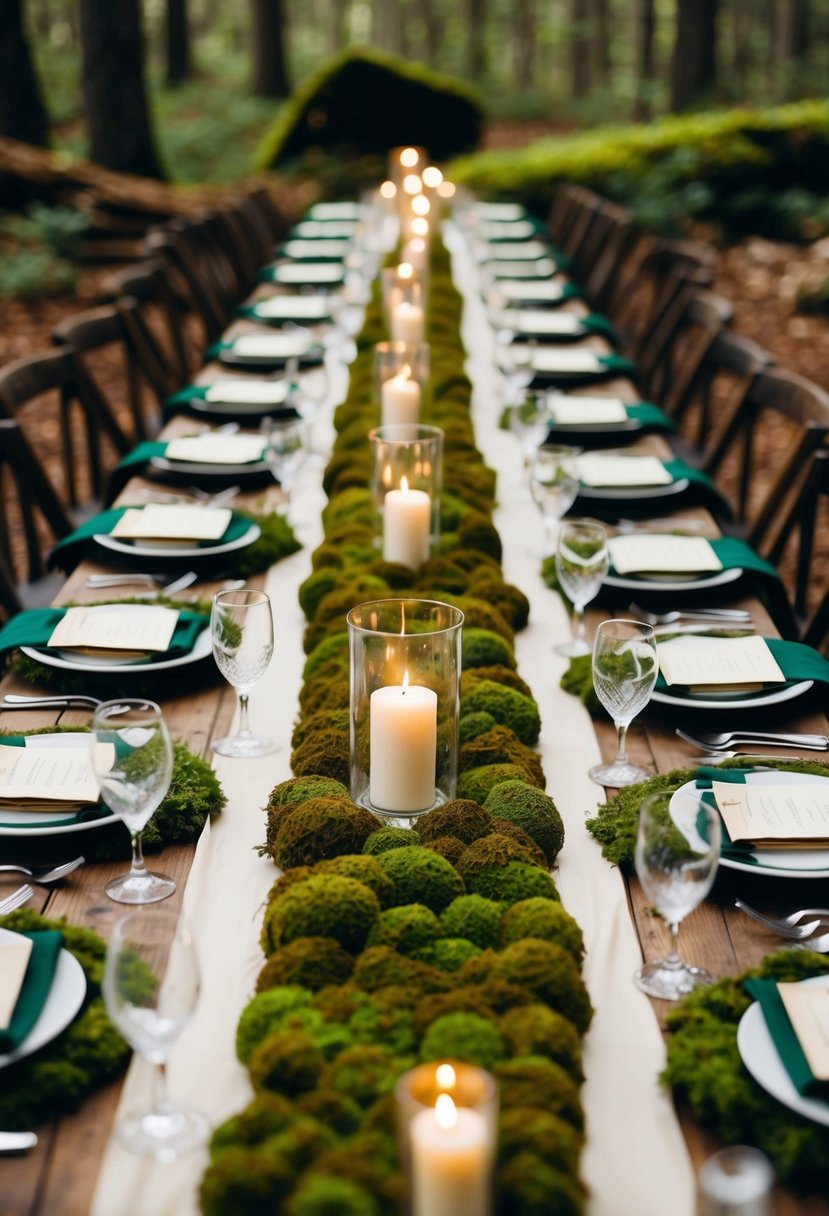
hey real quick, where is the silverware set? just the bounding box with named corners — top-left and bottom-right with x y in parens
top-left (0, 884), bottom-right (33, 914)
top-left (735, 900), bottom-right (829, 952)
top-left (677, 728), bottom-right (829, 752)
top-left (85, 570), bottom-right (198, 594)
top-left (629, 603), bottom-right (753, 626)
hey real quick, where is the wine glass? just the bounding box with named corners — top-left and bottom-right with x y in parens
top-left (634, 790), bottom-right (721, 999)
top-left (588, 619), bottom-right (659, 787)
top-left (261, 414), bottom-right (305, 517)
top-left (103, 909), bottom-right (208, 1159)
top-left (509, 390), bottom-right (551, 497)
top-left (294, 363), bottom-right (330, 463)
top-left (495, 332), bottom-right (536, 405)
top-left (91, 699), bottom-right (175, 905)
top-left (211, 587), bottom-right (276, 758)
top-left (529, 443), bottom-right (581, 555)
top-left (555, 518), bottom-right (609, 657)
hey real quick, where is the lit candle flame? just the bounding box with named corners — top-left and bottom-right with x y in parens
top-left (403, 173), bottom-right (423, 196)
top-left (435, 1063), bottom-right (456, 1090)
top-left (435, 1093), bottom-right (457, 1129)
top-left (380, 180), bottom-right (397, 199)
top-left (400, 475), bottom-right (410, 495)
top-left (411, 216), bottom-right (429, 237)
top-left (412, 194), bottom-right (431, 216)
top-left (423, 165), bottom-right (443, 188)
top-left (398, 262), bottom-right (414, 281)
top-left (401, 147), bottom-right (420, 168)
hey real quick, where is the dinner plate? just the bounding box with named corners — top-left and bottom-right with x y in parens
top-left (738, 975), bottom-right (829, 1124)
top-left (653, 677), bottom-right (813, 714)
top-left (670, 773), bottom-right (829, 876)
top-left (148, 455), bottom-right (271, 481)
top-left (603, 565), bottom-right (744, 594)
top-left (0, 928), bottom-right (87, 1068)
top-left (578, 477), bottom-right (690, 503)
top-left (0, 734), bottom-right (119, 834)
top-left (22, 612), bottom-right (213, 675)
top-left (93, 520), bottom-right (260, 560)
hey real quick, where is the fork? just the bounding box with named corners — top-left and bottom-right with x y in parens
top-left (677, 728), bottom-right (829, 751)
top-left (0, 857), bottom-right (84, 885)
top-left (85, 570), bottom-right (198, 593)
top-left (734, 899), bottom-right (827, 939)
top-left (629, 603), bottom-right (753, 625)
top-left (0, 885), bottom-right (33, 915)
top-left (3, 694), bottom-right (103, 709)
top-left (792, 931), bottom-right (829, 953)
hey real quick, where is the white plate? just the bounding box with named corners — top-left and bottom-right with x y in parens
top-left (671, 773), bottom-right (829, 876)
top-left (738, 975), bottom-right (829, 1124)
top-left (0, 734), bottom-right (118, 834)
top-left (21, 610), bottom-right (212, 674)
top-left (579, 478), bottom-right (690, 502)
top-left (149, 456), bottom-right (270, 479)
top-left (604, 565), bottom-right (744, 594)
top-left (93, 520), bottom-right (260, 560)
top-left (0, 927), bottom-right (87, 1068)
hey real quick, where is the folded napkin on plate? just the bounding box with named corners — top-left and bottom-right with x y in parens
top-left (0, 736), bottom-right (109, 829)
top-left (549, 401), bottom-right (676, 434)
top-left (0, 929), bottom-right (63, 1053)
top-left (234, 302), bottom-right (332, 326)
top-left (743, 977), bottom-right (829, 1100)
top-left (512, 312), bottom-right (620, 345)
top-left (257, 262), bottom-right (345, 285)
top-left (0, 605), bottom-right (209, 664)
top-left (205, 338), bottom-right (323, 366)
top-left (660, 637), bottom-right (829, 694)
top-left (610, 536), bottom-right (779, 582)
top-left (531, 352), bottom-right (636, 386)
top-left (47, 506), bottom-right (248, 571)
top-left (497, 281), bottom-right (584, 306)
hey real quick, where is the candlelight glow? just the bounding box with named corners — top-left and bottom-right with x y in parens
top-left (403, 173), bottom-right (423, 195)
top-left (435, 1063), bottom-right (456, 1090)
top-left (400, 475), bottom-right (410, 495)
top-left (437, 181), bottom-right (456, 199)
top-left (400, 363), bottom-right (412, 382)
top-left (398, 262), bottom-right (414, 280)
top-left (402, 669), bottom-right (410, 693)
top-left (380, 180), bottom-right (397, 199)
top-left (411, 216), bottom-right (430, 237)
top-left (434, 1093), bottom-right (458, 1129)
top-left (412, 194), bottom-right (431, 216)
top-left (423, 166), bottom-right (443, 188)
top-left (409, 237), bottom-right (426, 258)
top-left (400, 147), bottom-right (420, 168)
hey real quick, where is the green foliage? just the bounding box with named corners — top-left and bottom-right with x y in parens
top-left (268, 797), bottom-right (380, 870)
top-left (483, 781), bottom-right (565, 864)
top-left (376, 845), bottom-right (465, 913)
top-left (257, 938), bottom-right (355, 994)
top-left (262, 874), bottom-right (381, 956)
top-left (460, 680), bottom-right (541, 745)
top-left (365, 903), bottom-right (441, 955)
top-left (0, 203), bottom-right (87, 300)
top-left (440, 894), bottom-right (504, 950)
top-left (420, 1011), bottom-right (508, 1069)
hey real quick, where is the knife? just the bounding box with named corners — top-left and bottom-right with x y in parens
top-left (0, 1131), bottom-right (37, 1153)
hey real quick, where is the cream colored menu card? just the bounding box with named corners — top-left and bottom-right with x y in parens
top-left (254, 295), bottom-right (330, 320)
top-left (549, 395), bottom-right (628, 425)
top-left (657, 635), bottom-right (785, 688)
top-left (521, 348), bottom-right (601, 373)
top-left (111, 505), bottom-right (232, 542)
top-left (499, 280), bottom-right (567, 301)
top-left (230, 334), bottom-right (311, 359)
top-left (47, 605), bottom-right (179, 655)
top-left (577, 454), bottom-right (672, 487)
top-left (165, 434), bottom-right (266, 465)
top-left (0, 935), bottom-right (33, 1029)
top-left (509, 310), bottom-right (584, 335)
top-left (777, 983), bottom-right (829, 1078)
top-left (204, 379), bottom-right (289, 405)
top-left (0, 740), bottom-right (103, 810)
top-left (608, 535), bottom-right (723, 575)
top-left (712, 781), bottom-right (829, 847)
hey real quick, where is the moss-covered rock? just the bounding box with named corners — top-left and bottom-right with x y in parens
top-left (365, 903), bottom-right (442, 955)
top-left (458, 832), bottom-right (544, 877)
top-left (495, 1056), bottom-right (585, 1131)
top-left (262, 875), bottom-right (381, 956)
top-left (272, 798), bottom-right (379, 869)
top-left (376, 845), bottom-right (465, 912)
top-left (500, 898), bottom-right (584, 963)
top-left (499, 1004), bottom-right (584, 1083)
top-left (464, 860), bottom-right (560, 905)
top-left (458, 763), bottom-right (539, 804)
top-left (414, 799), bottom-right (491, 844)
top-left (439, 894), bottom-right (503, 949)
top-left (462, 627), bottom-right (516, 670)
top-left (286, 1174), bottom-right (382, 1216)
top-left (422, 833), bottom-right (467, 866)
top-left (323, 1044), bottom-right (413, 1108)
top-left (248, 1029), bottom-right (327, 1097)
top-left (460, 726), bottom-right (545, 789)
top-left (420, 1011), bottom-right (508, 1070)
top-left (491, 940), bottom-right (592, 1034)
top-left (413, 936), bottom-right (482, 972)
top-left (352, 945), bottom-right (449, 996)
top-left (236, 986), bottom-right (314, 1064)
top-left (484, 781), bottom-right (565, 865)
top-left (314, 854), bottom-right (396, 907)
top-left (257, 937), bottom-right (355, 993)
top-left (362, 827), bottom-right (419, 856)
top-left (459, 711), bottom-right (498, 743)
top-left (459, 680), bottom-right (540, 745)
top-left (291, 729), bottom-right (350, 785)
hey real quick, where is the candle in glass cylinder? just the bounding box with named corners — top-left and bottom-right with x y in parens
top-left (383, 476), bottom-right (430, 567)
top-left (392, 300), bottom-right (425, 345)
top-left (403, 237), bottom-right (428, 270)
top-left (369, 671), bottom-right (437, 813)
top-left (410, 1093), bottom-right (489, 1216)
top-left (381, 365), bottom-right (421, 426)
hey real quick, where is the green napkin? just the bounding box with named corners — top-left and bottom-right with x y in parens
top-left (744, 977), bottom-right (829, 1100)
top-left (166, 385), bottom-right (210, 409)
top-left (696, 770), bottom-right (761, 864)
top-left (0, 606), bottom-right (209, 664)
top-left (47, 506), bottom-right (249, 571)
top-left (658, 637), bottom-right (829, 696)
top-left (274, 244), bottom-right (346, 263)
top-left (257, 263), bottom-right (345, 285)
top-left (0, 929), bottom-right (63, 1053)
top-left (626, 403), bottom-right (677, 431)
top-left (532, 352), bottom-right (637, 386)
top-left (205, 339), bottom-right (323, 365)
top-left (0, 736), bottom-right (108, 829)
top-left (610, 536), bottom-right (779, 582)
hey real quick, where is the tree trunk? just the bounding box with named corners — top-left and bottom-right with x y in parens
top-left (671, 0), bottom-right (718, 111)
top-left (731, 0), bottom-right (753, 86)
top-left (631, 0), bottom-right (655, 118)
top-left (373, 0), bottom-right (402, 54)
top-left (591, 0), bottom-right (611, 84)
top-left (774, 0), bottom-right (809, 63)
top-left (0, 0), bottom-right (50, 146)
top-left (329, 0), bottom-right (349, 54)
top-left (417, 0), bottom-right (442, 62)
top-left (251, 0), bottom-right (290, 98)
top-left (570, 0), bottom-right (591, 98)
top-left (466, 0), bottom-right (486, 79)
top-left (512, 0), bottom-right (536, 90)
top-left (166, 0), bottom-right (190, 85)
top-left (79, 0), bottom-right (164, 178)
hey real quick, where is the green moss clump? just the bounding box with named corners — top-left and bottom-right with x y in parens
top-left (500, 898), bottom-right (584, 964)
top-left (414, 556), bottom-right (470, 594)
top-left (420, 1011), bottom-right (508, 1070)
top-left (347, 998), bottom-right (417, 1055)
top-left (376, 845), bottom-right (465, 912)
top-left (261, 777), bottom-right (351, 859)
top-left (422, 833), bottom-right (466, 866)
top-left (299, 674), bottom-right (350, 718)
top-left (492, 940), bottom-right (592, 1035)
top-left (414, 799), bottom-right (491, 844)
top-left (200, 1143), bottom-right (296, 1216)
top-left (458, 763), bottom-right (539, 804)
top-left (248, 1029), bottom-right (327, 1097)
top-left (486, 820), bottom-right (548, 868)
top-left (352, 945), bottom-right (448, 995)
top-left (499, 1105), bottom-right (584, 1176)
top-left (458, 512), bottom-right (502, 561)
top-left (499, 1005), bottom-right (584, 1083)
top-left (459, 711), bottom-right (498, 742)
top-left (299, 569), bottom-right (343, 621)
top-left (362, 827), bottom-right (419, 856)
top-left (463, 665), bottom-right (534, 697)
top-left (295, 1089), bottom-right (364, 1137)
top-left (291, 709), bottom-right (351, 752)
top-left (440, 894), bottom-right (503, 949)
top-left (291, 730), bottom-right (350, 785)
top-left (459, 680), bottom-right (540, 745)
top-left (484, 781), bottom-right (565, 865)
top-left (262, 875), bottom-right (380, 956)
top-left (236, 986), bottom-right (314, 1064)
top-left (302, 634), bottom-right (350, 681)
top-left (498, 1151), bottom-right (588, 1216)
top-left (272, 798), bottom-right (379, 869)
top-left (257, 937), bottom-right (355, 993)
top-left (459, 832), bottom-right (543, 877)
top-left (286, 1175), bottom-right (382, 1216)
top-left (414, 937), bottom-right (482, 972)
top-left (496, 1056), bottom-right (585, 1131)
top-left (365, 903), bottom-right (441, 955)
top-left (314, 854), bottom-right (395, 907)
top-left (323, 1044), bottom-right (413, 1107)
top-left (465, 860), bottom-right (560, 905)
top-left (460, 726), bottom-right (545, 789)
top-left (209, 1092), bottom-right (296, 1153)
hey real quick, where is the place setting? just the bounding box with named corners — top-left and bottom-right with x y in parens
top-left (106, 428), bottom-right (274, 498)
top-left (543, 390), bottom-right (678, 446)
top-left (205, 327), bottom-right (326, 371)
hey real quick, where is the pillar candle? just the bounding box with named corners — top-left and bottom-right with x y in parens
top-left (403, 237), bottom-right (428, 270)
top-left (381, 367), bottom-right (421, 427)
top-left (369, 676), bottom-right (437, 813)
top-left (392, 301), bottom-right (424, 345)
top-left (410, 1095), bottom-right (490, 1216)
top-left (383, 478), bottom-right (430, 568)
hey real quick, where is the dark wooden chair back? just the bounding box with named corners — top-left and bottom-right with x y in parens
top-left (145, 225), bottom-right (229, 344)
top-left (667, 330), bottom-right (773, 456)
top-left (105, 258), bottom-right (197, 387)
top-left (0, 415), bottom-right (73, 598)
top-left (764, 449), bottom-right (829, 643)
top-left (640, 286), bottom-right (734, 408)
top-left (582, 201), bottom-right (637, 315)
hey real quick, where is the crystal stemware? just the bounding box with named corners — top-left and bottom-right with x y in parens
top-left (555, 518), bottom-right (609, 657)
top-left (589, 619), bottom-right (659, 786)
top-left (211, 587), bottom-right (276, 758)
top-left (261, 414), bottom-right (306, 517)
top-left (91, 699), bottom-right (175, 905)
top-left (103, 909), bottom-right (208, 1159)
top-left (634, 790), bottom-right (721, 999)
top-left (495, 332), bottom-right (536, 405)
top-left (509, 390), bottom-right (551, 497)
top-left (529, 443), bottom-right (581, 554)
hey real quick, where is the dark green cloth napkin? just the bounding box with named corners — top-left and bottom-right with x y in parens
top-left (531, 352), bottom-right (637, 387)
top-left (205, 339), bottom-right (323, 366)
top-left (610, 536), bottom-right (779, 582)
top-left (659, 637), bottom-right (829, 695)
top-left (0, 929), bottom-right (63, 1053)
top-left (516, 312), bottom-right (619, 346)
top-left (166, 385), bottom-right (210, 408)
top-left (0, 606), bottom-right (209, 663)
top-left (234, 303), bottom-right (332, 326)
top-left (744, 977), bottom-right (829, 1100)
top-left (47, 506), bottom-right (249, 570)
top-left (548, 401), bottom-right (676, 436)
top-left (0, 736), bottom-right (108, 830)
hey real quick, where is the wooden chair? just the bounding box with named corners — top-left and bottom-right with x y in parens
top-left (145, 224), bottom-right (230, 344)
top-left (104, 258), bottom-right (197, 387)
top-left (581, 201), bottom-right (637, 316)
top-left (764, 449), bottom-right (829, 645)
top-left (639, 287), bottom-right (734, 411)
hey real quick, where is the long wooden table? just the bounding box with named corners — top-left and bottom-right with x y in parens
top-left (3, 234), bottom-right (829, 1215)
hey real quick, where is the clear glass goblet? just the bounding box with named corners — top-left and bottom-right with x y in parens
top-left (103, 909), bottom-right (208, 1160)
top-left (509, 390), bottom-right (551, 497)
top-left (588, 618), bottom-right (659, 787)
top-left (495, 333), bottom-right (536, 405)
top-left (555, 518), bottom-right (609, 657)
top-left (529, 443), bottom-right (581, 555)
top-left (91, 699), bottom-right (175, 905)
top-left (211, 587), bottom-right (276, 758)
top-left (634, 790), bottom-right (721, 1000)
top-left (261, 414), bottom-right (306, 518)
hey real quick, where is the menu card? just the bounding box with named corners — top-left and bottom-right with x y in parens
top-left (165, 434), bottom-right (266, 465)
top-left (608, 535), bottom-right (723, 575)
top-left (657, 635), bottom-right (785, 688)
top-left (0, 740), bottom-right (104, 811)
top-left (712, 781), bottom-right (829, 848)
top-left (111, 504), bottom-right (232, 542)
top-left (483, 220), bottom-right (536, 240)
top-left (275, 264), bottom-right (344, 284)
top-left (230, 334), bottom-right (311, 359)
top-left (514, 348), bottom-right (600, 374)
top-left (253, 295), bottom-right (331, 320)
top-left (550, 395), bottom-right (628, 425)
top-left (487, 240), bottom-right (548, 260)
top-left (282, 239), bottom-right (350, 259)
top-left (777, 983), bottom-right (829, 1078)
top-left (48, 604), bottom-right (179, 655)
top-left (494, 259), bottom-right (556, 278)
top-left (504, 310), bottom-right (584, 336)
top-left (0, 935), bottom-right (33, 1029)
top-left (205, 379), bottom-right (289, 406)
top-left (499, 280), bottom-right (566, 302)
top-left (577, 454), bottom-right (672, 487)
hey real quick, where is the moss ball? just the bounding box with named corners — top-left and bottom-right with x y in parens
top-left (458, 513), bottom-right (502, 561)
top-left (273, 798), bottom-right (379, 869)
top-left (291, 709), bottom-right (350, 752)
top-left (236, 986), bottom-right (314, 1064)
top-left (462, 627), bottom-right (516, 670)
top-left (209, 1092), bottom-right (295, 1153)
top-left (291, 730), bottom-right (350, 785)
top-left (262, 875), bottom-right (380, 956)
top-left (465, 860), bottom-right (560, 906)
top-left (267, 775), bottom-right (350, 812)
top-left (365, 904), bottom-right (442, 955)
top-left (414, 937), bottom-right (482, 972)
top-left (302, 633), bottom-right (350, 681)
top-left (483, 781), bottom-right (565, 865)
top-left (299, 568), bottom-right (342, 621)
top-left (458, 763), bottom-right (539, 804)
top-left (499, 1005), bottom-right (584, 1083)
top-left (299, 675), bottom-right (350, 718)
top-left (286, 1175), bottom-right (381, 1216)
top-left (323, 1045), bottom-right (412, 1108)
top-left (500, 899), bottom-right (585, 963)
top-left (376, 846), bottom-right (465, 913)
top-left (459, 711), bottom-right (498, 743)
top-left (440, 894), bottom-right (504, 949)
top-left (414, 799), bottom-right (491, 845)
top-left (248, 1029), bottom-right (326, 1097)
top-left (420, 1011), bottom-right (508, 1070)
top-left (362, 827), bottom-right (420, 856)
top-left (463, 665), bottom-right (534, 698)
top-left (314, 854), bottom-right (395, 907)
top-left (459, 680), bottom-right (540, 745)
top-left (256, 938), bottom-right (354, 993)
top-left (486, 820), bottom-right (548, 869)
top-left (423, 833), bottom-right (466, 866)
top-left (495, 1056), bottom-right (585, 1131)
top-left (200, 1144), bottom-right (294, 1216)
top-left (295, 1090), bottom-right (364, 1137)
top-left (459, 832), bottom-right (543, 878)
top-left (498, 1151), bottom-right (587, 1216)
top-left (492, 940), bottom-right (592, 1034)
top-left (499, 1106), bottom-right (584, 1177)
top-left (352, 946), bottom-right (448, 996)
top-left (471, 581), bottom-right (530, 631)
top-left (460, 726), bottom-right (545, 789)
